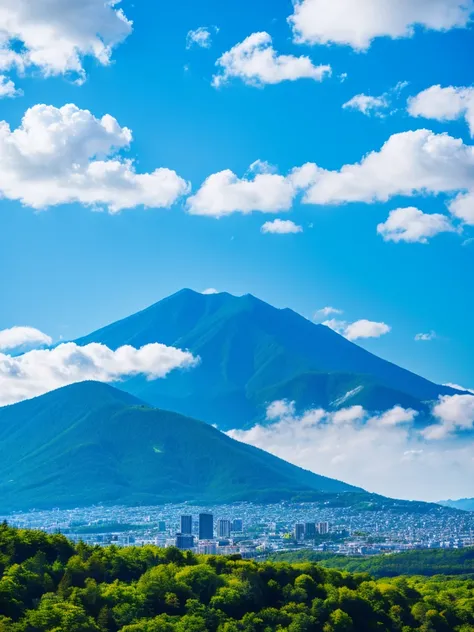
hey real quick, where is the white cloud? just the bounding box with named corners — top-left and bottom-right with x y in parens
top-left (423, 394), bottom-right (474, 439)
top-left (266, 399), bottom-right (296, 420)
top-left (444, 383), bottom-right (474, 394)
top-left (343, 94), bottom-right (389, 116)
top-left (301, 130), bottom-right (474, 227)
top-left (186, 26), bottom-right (217, 50)
top-left (343, 81), bottom-right (408, 117)
top-left (0, 0), bottom-right (132, 84)
top-left (202, 288), bottom-right (219, 295)
top-left (228, 399), bottom-right (474, 501)
top-left (448, 192), bottom-right (474, 224)
top-left (288, 0), bottom-right (474, 50)
top-left (0, 74), bottom-right (20, 98)
top-left (0, 103), bottom-right (189, 212)
top-left (408, 85), bottom-right (474, 136)
top-left (0, 342), bottom-right (198, 407)
top-left (377, 207), bottom-right (456, 243)
top-left (212, 32), bottom-right (331, 88)
top-left (324, 318), bottom-right (391, 341)
top-left (186, 163), bottom-right (313, 217)
top-left (415, 331), bottom-right (437, 342)
top-left (315, 306), bottom-right (343, 319)
top-left (261, 219), bottom-right (303, 234)
top-left (190, 130), bottom-right (474, 224)
top-left (0, 326), bottom-right (52, 352)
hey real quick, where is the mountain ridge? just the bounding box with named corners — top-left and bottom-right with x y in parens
top-left (75, 289), bottom-right (455, 430)
top-left (0, 381), bottom-right (362, 512)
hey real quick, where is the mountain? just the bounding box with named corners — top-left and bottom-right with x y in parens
top-left (0, 382), bottom-right (361, 512)
top-left (439, 499), bottom-right (474, 512)
top-left (76, 289), bottom-right (454, 430)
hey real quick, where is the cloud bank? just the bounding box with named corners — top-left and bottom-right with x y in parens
top-left (0, 326), bottom-right (52, 352)
top-left (228, 397), bottom-right (474, 501)
top-left (0, 342), bottom-right (198, 406)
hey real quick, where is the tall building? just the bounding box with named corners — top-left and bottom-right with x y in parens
top-left (199, 513), bottom-right (214, 540)
top-left (217, 519), bottom-right (232, 538)
top-left (305, 523), bottom-right (317, 539)
top-left (294, 523), bottom-right (305, 542)
top-left (175, 533), bottom-right (194, 550)
top-left (232, 519), bottom-right (243, 533)
top-left (180, 515), bottom-right (193, 534)
top-left (318, 522), bottom-right (329, 535)
top-left (158, 521), bottom-right (166, 532)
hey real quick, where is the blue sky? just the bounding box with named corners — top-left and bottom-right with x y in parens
top-left (1, 0), bottom-right (474, 393)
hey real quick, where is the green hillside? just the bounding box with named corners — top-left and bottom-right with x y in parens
top-left (75, 289), bottom-right (454, 430)
top-left (269, 548), bottom-right (474, 578)
top-left (0, 524), bottom-right (474, 632)
top-left (0, 382), bottom-right (361, 512)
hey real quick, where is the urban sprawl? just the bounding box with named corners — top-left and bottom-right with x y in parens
top-left (3, 502), bottom-right (474, 558)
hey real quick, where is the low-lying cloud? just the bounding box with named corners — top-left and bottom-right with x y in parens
top-left (0, 342), bottom-right (198, 406)
top-left (228, 397), bottom-right (474, 501)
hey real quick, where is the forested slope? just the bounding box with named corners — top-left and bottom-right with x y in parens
top-left (1, 525), bottom-right (474, 631)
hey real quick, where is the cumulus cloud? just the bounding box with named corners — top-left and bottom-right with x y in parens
top-left (415, 331), bottom-right (437, 342)
top-left (343, 94), bottom-right (389, 116)
top-left (323, 318), bottom-right (391, 341)
top-left (315, 306), bottom-right (343, 319)
top-left (422, 394), bottom-right (474, 439)
top-left (212, 32), bottom-right (331, 88)
top-left (408, 85), bottom-right (474, 136)
top-left (186, 163), bottom-right (314, 217)
top-left (0, 75), bottom-right (20, 98)
top-left (343, 82), bottom-right (408, 117)
top-left (186, 27), bottom-right (217, 49)
top-left (0, 0), bottom-right (132, 85)
top-left (288, 0), bottom-right (474, 50)
top-left (377, 207), bottom-right (456, 243)
top-left (202, 288), bottom-right (219, 295)
top-left (228, 399), bottom-right (474, 501)
top-left (0, 326), bottom-right (52, 352)
top-left (300, 129), bottom-right (474, 227)
top-left (190, 130), bottom-right (474, 223)
top-left (261, 219), bottom-right (303, 234)
top-left (0, 103), bottom-right (189, 212)
top-left (0, 342), bottom-right (198, 407)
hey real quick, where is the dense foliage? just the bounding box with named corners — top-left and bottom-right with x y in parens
top-left (1, 525), bottom-right (474, 631)
top-left (269, 549), bottom-right (474, 579)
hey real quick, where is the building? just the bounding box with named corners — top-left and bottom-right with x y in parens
top-left (217, 519), bottom-right (232, 538)
top-left (232, 519), bottom-right (243, 533)
top-left (318, 522), bottom-right (329, 535)
top-left (175, 533), bottom-right (195, 550)
top-left (197, 541), bottom-right (217, 555)
top-left (305, 522), bottom-right (317, 539)
top-left (294, 523), bottom-right (305, 542)
top-left (199, 513), bottom-right (214, 540)
top-left (158, 521), bottom-right (166, 532)
top-left (180, 515), bottom-right (193, 534)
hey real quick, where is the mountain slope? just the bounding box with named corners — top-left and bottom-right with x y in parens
top-left (76, 289), bottom-right (453, 430)
top-left (0, 382), bottom-right (361, 512)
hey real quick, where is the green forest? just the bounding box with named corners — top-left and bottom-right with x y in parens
top-left (269, 549), bottom-right (474, 579)
top-left (1, 525), bottom-right (474, 631)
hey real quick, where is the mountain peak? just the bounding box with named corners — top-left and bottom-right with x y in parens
top-left (75, 289), bottom-right (455, 430)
